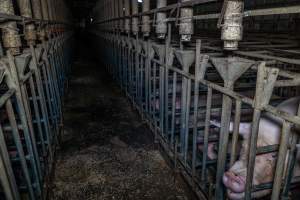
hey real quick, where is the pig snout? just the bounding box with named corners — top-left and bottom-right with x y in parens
top-left (222, 97), bottom-right (300, 199)
top-left (223, 171), bottom-right (246, 194)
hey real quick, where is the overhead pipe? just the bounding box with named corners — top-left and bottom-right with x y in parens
top-left (142, 0), bottom-right (151, 37)
top-left (220, 0), bottom-right (244, 50)
top-left (131, 0), bottom-right (139, 35)
top-left (179, 0), bottom-right (194, 42)
top-left (0, 0), bottom-right (22, 55)
top-left (156, 0), bottom-right (167, 39)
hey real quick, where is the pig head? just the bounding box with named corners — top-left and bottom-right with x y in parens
top-left (222, 97), bottom-right (300, 199)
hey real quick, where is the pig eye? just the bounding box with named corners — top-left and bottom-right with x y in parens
top-left (272, 153), bottom-right (278, 158)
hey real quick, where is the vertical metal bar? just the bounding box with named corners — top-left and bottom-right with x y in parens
top-left (229, 100), bottom-right (242, 167)
top-left (0, 123), bottom-right (20, 200)
top-left (282, 104), bottom-right (300, 198)
top-left (180, 73), bottom-right (187, 154)
top-left (28, 76), bottom-right (47, 157)
top-left (7, 52), bottom-right (42, 196)
top-left (159, 54), bottom-right (165, 136)
top-left (6, 99), bottom-right (36, 200)
top-left (153, 62), bottom-right (158, 129)
top-left (171, 71), bottom-right (177, 146)
top-left (184, 78), bottom-right (191, 163)
top-left (164, 24), bottom-right (172, 138)
top-left (215, 89), bottom-right (233, 200)
top-left (41, 61), bottom-right (57, 133)
top-left (244, 109), bottom-right (261, 200)
top-left (201, 87), bottom-right (212, 181)
top-left (271, 121), bottom-right (292, 200)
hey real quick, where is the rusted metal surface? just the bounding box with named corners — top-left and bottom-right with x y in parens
top-left (0, 0), bottom-right (21, 55)
top-left (17, 0), bottom-right (37, 45)
top-left (219, 0), bottom-right (244, 50)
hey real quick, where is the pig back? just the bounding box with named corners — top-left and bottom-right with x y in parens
top-left (263, 97), bottom-right (300, 126)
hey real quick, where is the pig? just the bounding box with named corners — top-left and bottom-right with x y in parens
top-left (152, 96), bottom-right (223, 159)
top-left (221, 97), bottom-right (300, 199)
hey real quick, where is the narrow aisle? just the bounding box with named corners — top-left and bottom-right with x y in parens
top-left (49, 38), bottom-right (192, 200)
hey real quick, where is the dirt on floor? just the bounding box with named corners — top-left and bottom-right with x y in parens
top-left (48, 41), bottom-right (194, 200)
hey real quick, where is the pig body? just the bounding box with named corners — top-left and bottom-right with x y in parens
top-left (223, 97), bottom-right (300, 199)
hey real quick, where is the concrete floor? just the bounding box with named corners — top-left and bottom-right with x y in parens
top-left (49, 38), bottom-right (193, 200)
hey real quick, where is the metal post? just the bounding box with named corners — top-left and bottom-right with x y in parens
top-left (47, 0), bottom-right (54, 21)
top-left (221, 0), bottom-right (244, 50)
top-left (132, 0), bottom-right (139, 35)
top-left (18, 0), bottom-right (37, 46)
top-left (156, 0), bottom-right (167, 39)
top-left (41, 0), bottom-right (49, 20)
top-left (124, 0), bottom-right (131, 33)
top-left (142, 0), bottom-right (151, 37)
top-left (119, 0), bottom-right (124, 32)
top-left (0, 0), bottom-right (22, 55)
top-left (179, 0), bottom-right (194, 42)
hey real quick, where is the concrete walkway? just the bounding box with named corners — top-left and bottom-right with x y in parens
top-left (49, 38), bottom-right (193, 200)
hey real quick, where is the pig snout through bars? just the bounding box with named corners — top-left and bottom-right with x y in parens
top-left (220, 97), bottom-right (300, 199)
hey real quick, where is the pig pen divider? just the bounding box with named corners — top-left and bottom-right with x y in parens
top-left (93, 28), bottom-right (300, 199)
top-left (0, 3), bottom-right (74, 198)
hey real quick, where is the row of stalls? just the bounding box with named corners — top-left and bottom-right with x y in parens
top-left (0, 0), bottom-right (73, 199)
top-left (89, 0), bottom-right (300, 199)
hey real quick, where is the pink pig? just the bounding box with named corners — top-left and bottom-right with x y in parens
top-left (222, 97), bottom-right (300, 199)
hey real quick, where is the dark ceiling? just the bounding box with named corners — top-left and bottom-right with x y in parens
top-left (65, 0), bottom-right (98, 20)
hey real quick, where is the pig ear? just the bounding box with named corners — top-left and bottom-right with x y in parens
top-left (230, 122), bottom-right (252, 137)
top-left (236, 122), bottom-right (251, 138)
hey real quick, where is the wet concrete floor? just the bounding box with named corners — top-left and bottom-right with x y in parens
top-left (49, 38), bottom-right (193, 200)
